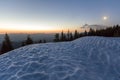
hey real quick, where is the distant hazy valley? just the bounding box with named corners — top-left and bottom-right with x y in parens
top-left (0, 33), bottom-right (55, 48)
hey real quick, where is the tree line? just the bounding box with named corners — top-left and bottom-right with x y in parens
top-left (0, 34), bottom-right (46, 54)
top-left (54, 25), bottom-right (120, 42)
top-left (0, 25), bottom-right (120, 54)
top-left (82, 24), bottom-right (120, 37)
top-left (54, 30), bottom-right (79, 42)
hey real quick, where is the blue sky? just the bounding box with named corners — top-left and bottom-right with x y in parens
top-left (0, 0), bottom-right (120, 33)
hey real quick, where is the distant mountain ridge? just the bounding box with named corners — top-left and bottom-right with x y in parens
top-left (0, 33), bottom-right (55, 43)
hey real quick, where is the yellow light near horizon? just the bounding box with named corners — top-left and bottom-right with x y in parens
top-left (0, 24), bottom-right (62, 33)
top-left (0, 23), bottom-right (57, 32)
top-left (0, 19), bottom-right (57, 31)
top-left (0, 20), bottom-right (79, 33)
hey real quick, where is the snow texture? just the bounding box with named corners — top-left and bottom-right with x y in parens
top-left (0, 36), bottom-right (120, 80)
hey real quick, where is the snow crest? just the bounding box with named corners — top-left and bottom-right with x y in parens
top-left (0, 37), bottom-right (120, 80)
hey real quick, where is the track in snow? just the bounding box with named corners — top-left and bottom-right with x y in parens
top-left (0, 37), bottom-right (120, 80)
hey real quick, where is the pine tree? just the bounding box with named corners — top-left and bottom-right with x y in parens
top-left (74, 30), bottom-right (79, 39)
top-left (1, 33), bottom-right (13, 54)
top-left (63, 34), bottom-right (67, 41)
top-left (88, 28), bottom-right (95, 36)
top-left (43, 40), bottom-right (46, 43)
top-left (39, 40), bottom-right (42, 43)
top-left (84, 30), bottom-right (88, 36)
top-left (67, 30), bottom-right (70, 41)
top-left (70, 33), bottom-right (73, 41)
top-left (25, 35), bottom-right (33, 45)
top-left (54, 33), bottom-right (59, 42)
top-left (21, 41), bottom-right (25, 46)
top-left (60, 31), bottom-right (64, 41)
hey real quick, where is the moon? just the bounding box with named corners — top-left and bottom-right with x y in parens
top-left (103, 16), bottom-right (108, 20)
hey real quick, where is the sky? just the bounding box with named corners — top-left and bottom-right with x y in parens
top-left (0, 0), bottom-right (120, 33)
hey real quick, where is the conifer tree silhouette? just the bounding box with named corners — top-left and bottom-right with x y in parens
top-left (25, 35), bottom-right (33, 45)
top-left (1, 33), bottom-right (13, 54)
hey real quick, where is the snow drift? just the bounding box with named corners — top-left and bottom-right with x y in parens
top-left (0, 37), bottom-right (120, 80)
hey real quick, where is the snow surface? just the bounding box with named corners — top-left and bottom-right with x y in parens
top-left (0, 36), bottom-right (120, 80)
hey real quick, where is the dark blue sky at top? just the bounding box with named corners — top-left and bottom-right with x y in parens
top-left (0, 0), bottom-right (120, 30)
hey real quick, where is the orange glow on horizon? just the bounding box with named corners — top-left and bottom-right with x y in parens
top-left (0, 28), bottom-right (86, 34)
top-left (0, 25), bottom-right (86, 34)
top-left (0, 29), bottom-right (62, 34)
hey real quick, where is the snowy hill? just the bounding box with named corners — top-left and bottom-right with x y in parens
top-left (0, 37), bottom-right (120, 80)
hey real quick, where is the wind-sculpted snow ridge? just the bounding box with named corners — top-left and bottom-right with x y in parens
top-left (0, 36), bottom-right (120, 80)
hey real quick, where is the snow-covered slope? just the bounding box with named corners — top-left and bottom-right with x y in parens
top-left (0, 37), bottom-right (120, 80)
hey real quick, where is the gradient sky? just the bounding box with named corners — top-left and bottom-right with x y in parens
top-left (0, 0), bottom-right (120, 33)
